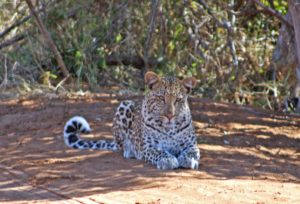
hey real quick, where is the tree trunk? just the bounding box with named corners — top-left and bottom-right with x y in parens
top-left (288, 0), bottom-right (300, 112)
top-left (269, 13), bottom-right (296, 82)
top-left (269, 1), bottom-right (300, 112)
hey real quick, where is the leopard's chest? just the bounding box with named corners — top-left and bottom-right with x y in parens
top-left (142, 123), bottom-right (192, 156)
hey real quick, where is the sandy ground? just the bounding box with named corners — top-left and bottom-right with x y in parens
top-left (0, 93), bottom-right (300, 204)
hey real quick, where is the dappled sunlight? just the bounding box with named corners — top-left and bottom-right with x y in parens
top-left (1, 96), bottom-right (300, 203)
top-left (191, 98), bottom-right (300, 186)
top-left (2, 0), bottom-right (300, 202)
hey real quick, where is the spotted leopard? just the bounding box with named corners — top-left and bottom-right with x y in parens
top-left (63, 71), bottom-right (200, 170)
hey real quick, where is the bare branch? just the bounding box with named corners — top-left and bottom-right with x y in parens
top-left (198, 0), bottom-right (238, 76)
top-left (198, 0), bottom-right (231, 30)
top-left (231, 0), bottom-right (244, 11)
top-left (252, 0), bottom-right (293, 30)
top-left (25, 0), bottom-right (70, 79)
top-left (0, 16), bottom-right (31, 40)
top-left (0, 0), bottom-right (60, 40)
top-left (143, 0), bottom-right (160, 73)
top-left (0, 33), bottom-right (26, 50)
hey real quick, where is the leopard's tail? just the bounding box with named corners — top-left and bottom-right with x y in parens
top-left (63, 116), bottom-right (118, 150)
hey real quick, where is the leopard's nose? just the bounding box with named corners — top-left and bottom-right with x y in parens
top-left (165, 113), bottom-right (174, 120)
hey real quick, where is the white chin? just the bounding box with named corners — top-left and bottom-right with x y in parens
top-left (162, 120), bottom-right (175, 129)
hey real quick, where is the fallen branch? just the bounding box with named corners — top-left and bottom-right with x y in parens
top-left (54, 76), bottom-right (68, 91)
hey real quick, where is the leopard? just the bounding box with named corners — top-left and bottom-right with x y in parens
top-left (63, 71), bottom-right (200, 170)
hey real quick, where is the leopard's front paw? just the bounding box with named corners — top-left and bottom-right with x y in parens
top-left (156, 156), bottom-right (179, 170)
top-left (178, 156), bottom-right (199, 170)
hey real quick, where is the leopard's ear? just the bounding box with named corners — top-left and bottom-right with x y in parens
top-left (182, 77), bottom-right (197, 94)
top-left (144, 71), bottom-right (160, 90)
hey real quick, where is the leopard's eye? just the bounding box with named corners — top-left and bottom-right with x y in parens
top-left (175, 96), bottom-right (183, 104)
top-left (158, 96), bottom-right (165, 102)
top-left (175, 98), bottom-right (181, 103)
top-left (154, 94), bottom-right (165, 101)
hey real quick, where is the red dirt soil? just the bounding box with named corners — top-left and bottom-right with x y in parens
top-left (0, 93), bottom-right (300, 204)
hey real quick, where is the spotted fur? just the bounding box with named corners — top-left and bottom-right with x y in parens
top-left (63, 116), bottom-right (118, 150)
top-left (63, 72), bottom-right (200, 170)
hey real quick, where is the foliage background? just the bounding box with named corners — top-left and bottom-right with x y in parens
top-left (0, 0), bottom-right (291, 110)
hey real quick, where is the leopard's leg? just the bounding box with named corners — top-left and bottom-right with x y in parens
top-left (142, 147), bottom-right (179, 170)
top-left (113, 100), bottom-right (136, 159)
top-left (177, 142), bottom-right (200, 169)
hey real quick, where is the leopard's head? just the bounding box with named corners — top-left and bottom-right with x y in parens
top-left (143, 71), bottom-right (197, 129)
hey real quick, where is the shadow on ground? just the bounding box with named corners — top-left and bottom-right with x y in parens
top-left (0, 95), bottom-right (299, 202)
